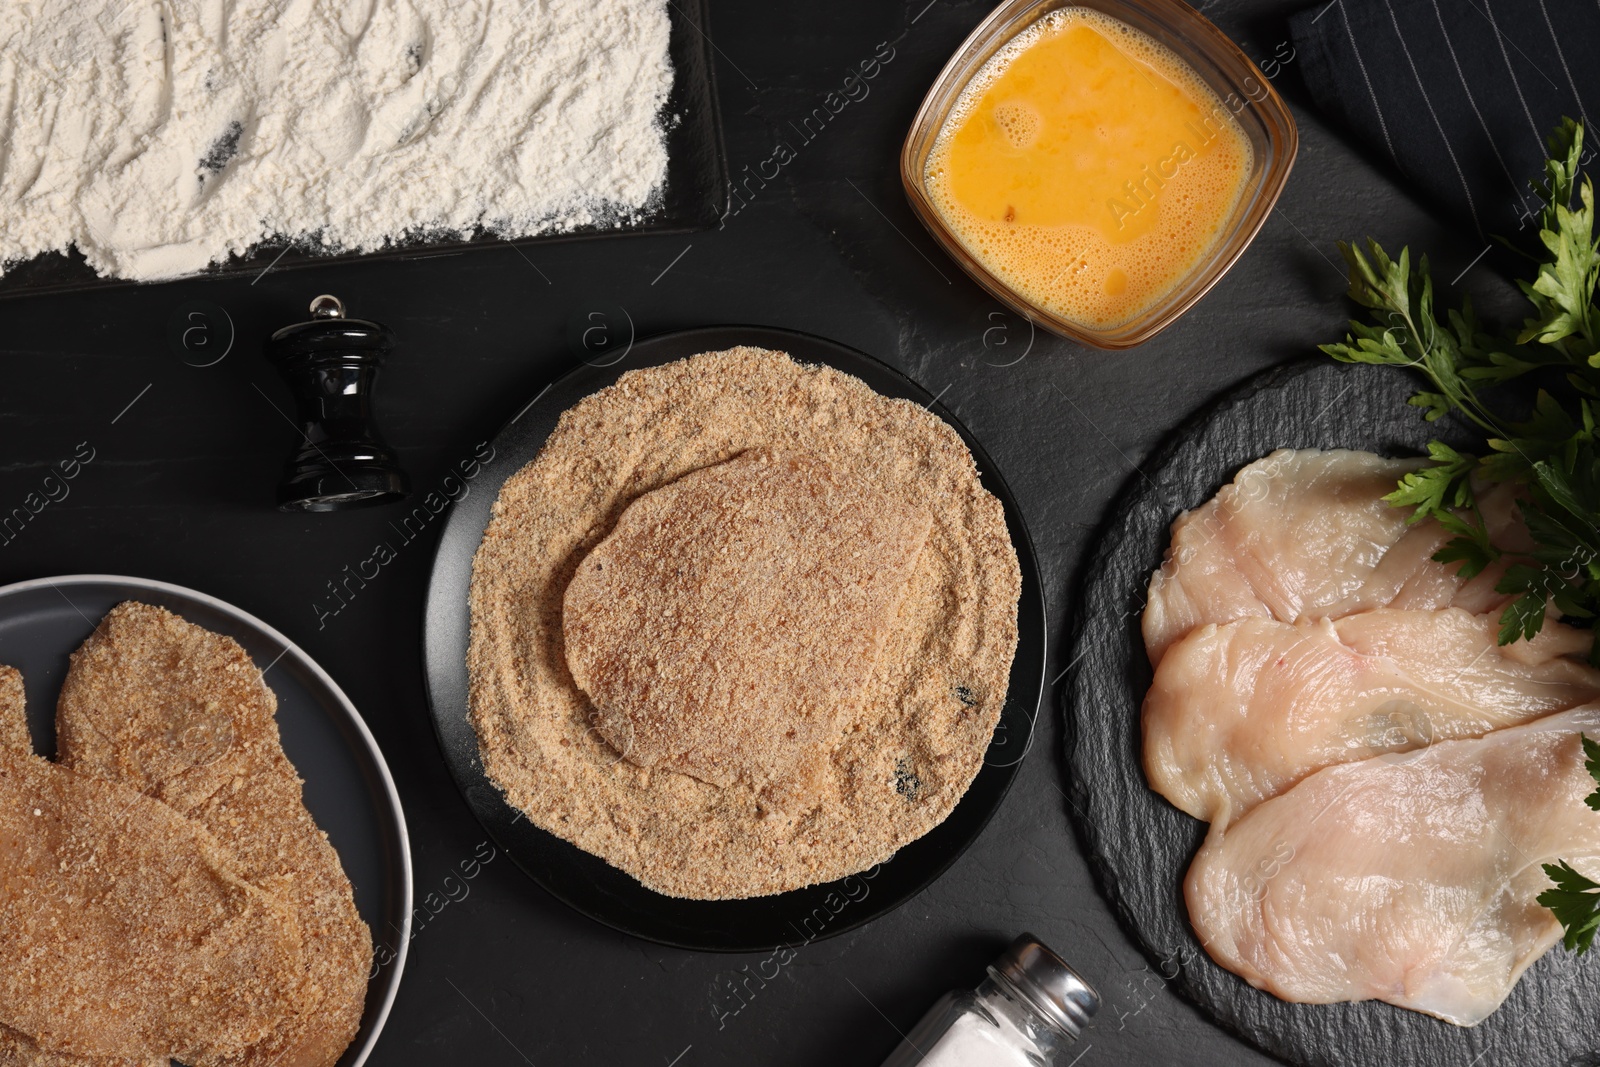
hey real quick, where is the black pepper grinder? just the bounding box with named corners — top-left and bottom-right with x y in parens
top-left (266, 294), bottom-right (410, 512)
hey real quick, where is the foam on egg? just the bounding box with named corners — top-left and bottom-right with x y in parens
top-left (924, 8), bottom-right (1254, 332)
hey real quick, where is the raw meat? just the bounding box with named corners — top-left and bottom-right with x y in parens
top-left (1143, 449), bottom-right (1521, 665)
top-left (1187, 706), bottom-right (1600, 1026)
top-left (1145, 608), bottom-right (1600, 821)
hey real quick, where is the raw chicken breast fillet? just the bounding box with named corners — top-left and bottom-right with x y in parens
top-left (1187, 706), bottom-right (1600, 1026)
top-left (1143, 449), bottom-right (1524, 665)
top-left (1146, 608), bottom-right (1600, 822)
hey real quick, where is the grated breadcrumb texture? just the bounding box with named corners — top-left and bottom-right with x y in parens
top-left (0, 1024), bottom-right (165, 1067)
top-left (0, 666), bottom-right (303, 1062)
top-left (563, 447), bottom-right (933, 809)
top-left (468, 348), bottom-right (1021, 899)
top-left (0, 668), bottom-right (166, 1067)
top-left (56, 603), bottom-right (372, 1067)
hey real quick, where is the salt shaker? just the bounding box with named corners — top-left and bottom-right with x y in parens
top-left (880, 934), bottom-right (1099, 1067)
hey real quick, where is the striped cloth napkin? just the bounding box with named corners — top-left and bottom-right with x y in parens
top-left (1289, 0), bottom-right (1598, 248)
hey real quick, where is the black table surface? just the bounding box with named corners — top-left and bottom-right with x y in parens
top-left (0, 1), bottom-right (1533, 1064)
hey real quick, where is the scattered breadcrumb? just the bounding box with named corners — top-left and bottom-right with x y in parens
top-left (468, 348), bottom-right (1021, 899)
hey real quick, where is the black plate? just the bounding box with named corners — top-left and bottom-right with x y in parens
top-left (423, 325), bottom-right (1046, 952)
top-left (0, 0), bottom-right (727, 298)
top-left (0, 574), bottom-right (412, 1067)
top-left (1064, 359), bottom-right (1600, 1067)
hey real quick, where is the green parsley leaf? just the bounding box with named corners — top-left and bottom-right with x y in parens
top-left (1539, 860), bottom-right (1600, 954)
top-left (1585, 734), bottom-right (1600, 812)
top-left (1383, 444), bottom-right (1475, 519)
top-left (1323, 119), bottom-right (1600, 950)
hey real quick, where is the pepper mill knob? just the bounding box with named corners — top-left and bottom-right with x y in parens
top-left (309, 293), bottom-right (346, 319)
top-left (266, 295), bottom-right (410, 512)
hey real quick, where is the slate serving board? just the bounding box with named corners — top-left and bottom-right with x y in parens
top-left (1063, 358), bottom-right (1600, 1067)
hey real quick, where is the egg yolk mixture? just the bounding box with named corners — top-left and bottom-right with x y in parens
top-left (925, 9), bottom-right (1252, 331)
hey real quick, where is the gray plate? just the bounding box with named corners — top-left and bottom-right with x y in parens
top-left (0, 574), bottom-right (411, 1067)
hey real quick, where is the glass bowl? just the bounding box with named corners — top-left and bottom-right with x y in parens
top-left (901, 0), bottom-right (1298, 349)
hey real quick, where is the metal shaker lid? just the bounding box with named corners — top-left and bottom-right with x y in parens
top-left (988, 933), bottom-right (1100, 1039)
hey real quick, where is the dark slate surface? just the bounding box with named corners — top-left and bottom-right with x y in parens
top-left (0, 0), bottom-right (1550, 1064)
top-left (1063, 359), bottom-right (1600, 1067)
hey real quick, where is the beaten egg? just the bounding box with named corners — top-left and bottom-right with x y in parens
top-left (924, 8), bottom-right (1252, 331)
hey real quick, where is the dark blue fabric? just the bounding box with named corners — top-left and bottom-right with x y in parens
top-left (1289, 0), bottom-right (1599, 247)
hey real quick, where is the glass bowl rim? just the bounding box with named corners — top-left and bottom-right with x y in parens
top-left (899, 0), bottom-right (1300, 350)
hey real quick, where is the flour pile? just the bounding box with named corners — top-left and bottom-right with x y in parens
top-left (0, 0), bottom-right (674, 281)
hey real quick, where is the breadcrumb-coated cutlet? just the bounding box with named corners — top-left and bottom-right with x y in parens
top-left (564, 448), bottom-right (932, 807)
top-left (0, 1027), bottom-right (165, 1067)
top-left (0, 668), bottom-right (166, 1067)
top-left (56, 602), bottom-right (373, 1067)
top-left (0, 664), bottom-right (303, 1063)
top-left (0, 669), bottom-right (26, 758)
top-left (468, 348), bottom-right (1021, 899)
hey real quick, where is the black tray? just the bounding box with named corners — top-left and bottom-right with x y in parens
top-left (1064, 358), bottom-right (1600, 1067)
top-left (422, 325), bottom-right (1047, 952)
top-left (0, 0), bottom-right (728, 298)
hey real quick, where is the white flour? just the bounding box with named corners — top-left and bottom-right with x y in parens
top-left (0, 0), bottom-right (673, 280)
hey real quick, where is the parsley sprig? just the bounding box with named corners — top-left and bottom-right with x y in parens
top-left (1538, 736), bottom-right (1600, 953)
top-left (1321, 119), bottom-right (1600, 953)
top-left (1320, 118), bottom-right (1600, 661)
